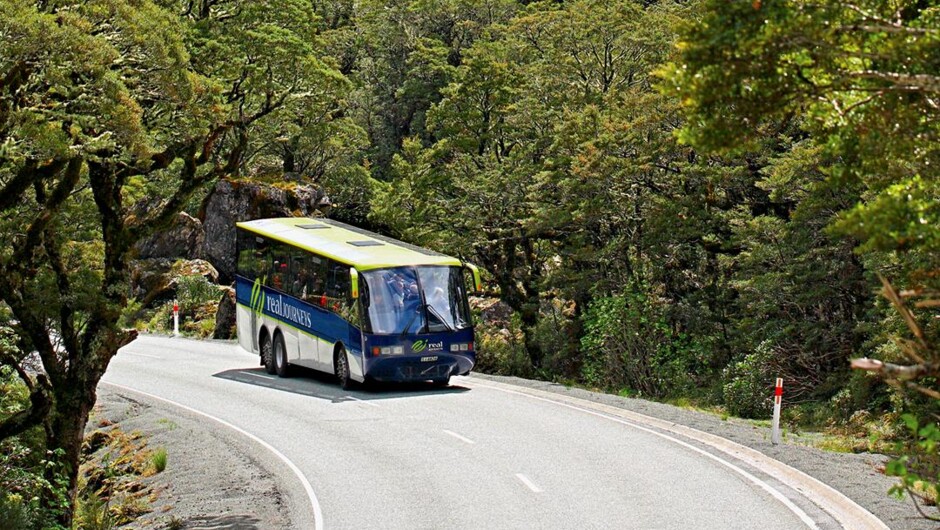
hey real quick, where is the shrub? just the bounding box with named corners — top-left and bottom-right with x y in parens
top-left (474, 314), bottom-right (533, 377)
top-left (580, 290), bottom-right (695, 398)
top-left (721, 342), bottom-right (775, 419)
top-left (176, 274), bottom-right (220, 311)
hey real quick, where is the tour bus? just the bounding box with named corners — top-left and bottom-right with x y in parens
top-left (234, 217), bottom-right (482, 389)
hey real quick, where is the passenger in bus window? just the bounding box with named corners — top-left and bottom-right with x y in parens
top-left (272, 261), bottom-right (284, 290)
top-left (429, 286), bottom-right (449, 316)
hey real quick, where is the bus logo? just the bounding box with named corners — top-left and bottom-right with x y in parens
top-left (250, 276), bottom-right (267, 316)
top-left (412, 340), bottom-right (427, 353)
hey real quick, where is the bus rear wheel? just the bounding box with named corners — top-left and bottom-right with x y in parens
top-left (261, 334), bottom-right (276, 375)
top-left (335, 348), bottom-right (354, 390)
top-left (273, 333), bottom-right (290, 377)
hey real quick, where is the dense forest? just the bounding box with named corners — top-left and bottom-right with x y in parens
top-left (0, 0), bottom-right (937, 526)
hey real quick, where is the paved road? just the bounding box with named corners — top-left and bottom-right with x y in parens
top-left (102, 335), bottom-right (835, 530)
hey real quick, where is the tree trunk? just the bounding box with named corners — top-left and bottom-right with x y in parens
top-left (519, 302), bottom-right (543, 368)
top-left (45, 384), bottom-right (96, 527)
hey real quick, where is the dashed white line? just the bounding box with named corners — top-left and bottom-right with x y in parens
top-left (123, 352), bottom-right (163, 359)
top-left (101, 381), bottom-right (323, 529)
top-left (442, 429), bottom-right (476, 444)
top-left (242, 371), bottom-right (276, 380)
top-left (345, 395), bottom-right (381, 408)
top-left (515, 473), bottom-right (543, 493)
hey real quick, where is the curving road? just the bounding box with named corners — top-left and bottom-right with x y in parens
top-left (101, 335), bottom-right (870, 530)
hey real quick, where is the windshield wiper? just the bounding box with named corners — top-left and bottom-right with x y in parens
top-left (425, 304), bottom-right (454, 332)
top-left (400, 304), bottom-right (425, 338)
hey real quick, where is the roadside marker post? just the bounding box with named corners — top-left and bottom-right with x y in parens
top-left (771, 378), bottom-right (783, 445)
top-left (173, 300), bottom-right (180, 337)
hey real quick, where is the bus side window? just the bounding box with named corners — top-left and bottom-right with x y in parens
top-left (306, 256), bottom-right (327, 305)
top-left (291, 252), bottom-right (309, 299)
top-left (325, 260), bottom-right (349, 312)
top-left (236, 231), bottom-right (269, 280)
top-left (270, 241), bottom-right (290, 292)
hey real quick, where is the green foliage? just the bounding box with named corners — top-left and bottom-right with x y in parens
top-left (73, 487), bottom-right (115, 530)
top-left (886, 411), bottom-right (940, 521)
top-left (581, 290), bottom-right (697, 399)
top-left (473, 314), bottom-right (533, 377)
top-left (721, 343), bottom-right (775, 419)
top-left (175, 274), bottom-right (220, 311)
top-left (0, 372), bottom-right (69, 530)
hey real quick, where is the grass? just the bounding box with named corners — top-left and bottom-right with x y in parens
top-left (165, 516), bottom-right (185, 530)
top-left (151, 447), bottom-right (168, 473)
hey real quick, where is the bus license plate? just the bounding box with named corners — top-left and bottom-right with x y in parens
top-left (420, 356), bottom-right (438, 362)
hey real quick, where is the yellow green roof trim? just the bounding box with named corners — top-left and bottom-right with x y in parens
top-left (236, 217), bottom-right (463, 271)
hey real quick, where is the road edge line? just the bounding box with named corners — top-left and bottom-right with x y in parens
top-left (100, 381), bottom-right (325, 530)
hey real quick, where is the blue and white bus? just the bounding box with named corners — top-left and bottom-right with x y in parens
top-left (234, 217), bottom-right (482, 388)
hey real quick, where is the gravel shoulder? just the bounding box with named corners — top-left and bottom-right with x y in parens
top-left (91, 387), bottom-right (294, 529)
top-left (94, 366), bottom-right (930, 530)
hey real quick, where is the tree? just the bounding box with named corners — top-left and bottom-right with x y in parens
top-left (0, 0), bottom-right (347, 523)
top-left (372, 0), bottom-right (695, 370)
top-left (663, 0), bottom-right (939, 516)
top-left (346, 0), bottom-right (519, 179)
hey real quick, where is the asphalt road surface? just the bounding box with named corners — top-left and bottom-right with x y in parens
top-left (101, 335), bottom-right (858, 530)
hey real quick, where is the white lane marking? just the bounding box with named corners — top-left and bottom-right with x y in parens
top-left (345, 396), bottom-right (381, 408)
top-left (515, 473), bottom-right (543, 493)
top-left (471, 382), bottom-right (820, 530)
top-left (101, 382), bottom-right (324, 530)
top-left (123, 352), bottom-right (163, 359)
top-left (442, 429), bottom-right (476, 445)
top-left (243, 372), bottom-right (276, 380)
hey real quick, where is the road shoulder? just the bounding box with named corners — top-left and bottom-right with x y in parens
top-left (93, 386), bottom-right (296, 529)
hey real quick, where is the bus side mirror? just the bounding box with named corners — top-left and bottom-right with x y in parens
top-left (350, 268), bottom-right (359, 299)
top-left (464, 263), bottom-right (483, 293)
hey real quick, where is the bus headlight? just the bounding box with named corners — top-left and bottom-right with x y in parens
top-left (450, 342), bottom-right (473, 352)
top-left (391, 346), bottom-right (404, 355)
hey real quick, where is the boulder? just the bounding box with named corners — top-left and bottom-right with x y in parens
top-left (129, 259), bottom-right (220, 310)
top-left (200, 179), bottom-right (328, 282)
top-left (471, 297), bottom-right (513, 328)
top-left (213, 287), bottom-right (237, 340)
top-left (134, 212), bottom-right (205, 260)
top-left (169, 259), bottom-right (219, 284)
top-left (129, 258), bottom-right (176, 308)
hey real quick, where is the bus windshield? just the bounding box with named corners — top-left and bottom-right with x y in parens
top-left (360, 266), bottom-right (472, 335)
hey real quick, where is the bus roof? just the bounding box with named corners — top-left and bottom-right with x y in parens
top-left (236, 217), bottom-right (463, 271)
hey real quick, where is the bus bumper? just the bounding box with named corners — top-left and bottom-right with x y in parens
top-left (364, 353), bottom-right (475, 382)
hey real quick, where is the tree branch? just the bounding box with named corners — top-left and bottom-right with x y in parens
top-left (0, 372), bottom-right (52, 441)
top-left (7, 158), bottom-right (83, 272)
top-left (43, 226), bottom-right (81, 367)
top-left (850, 358), bottom-right (940, 382)
top-left (0, 158), bottom-right (69, 213)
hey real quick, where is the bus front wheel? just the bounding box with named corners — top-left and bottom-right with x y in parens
top-left (261, 334), bottom-right (276, 375)
top-left (335, 348), bottom-right (354, 390)
top-left (273, 333), bottom-right (290, 377)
